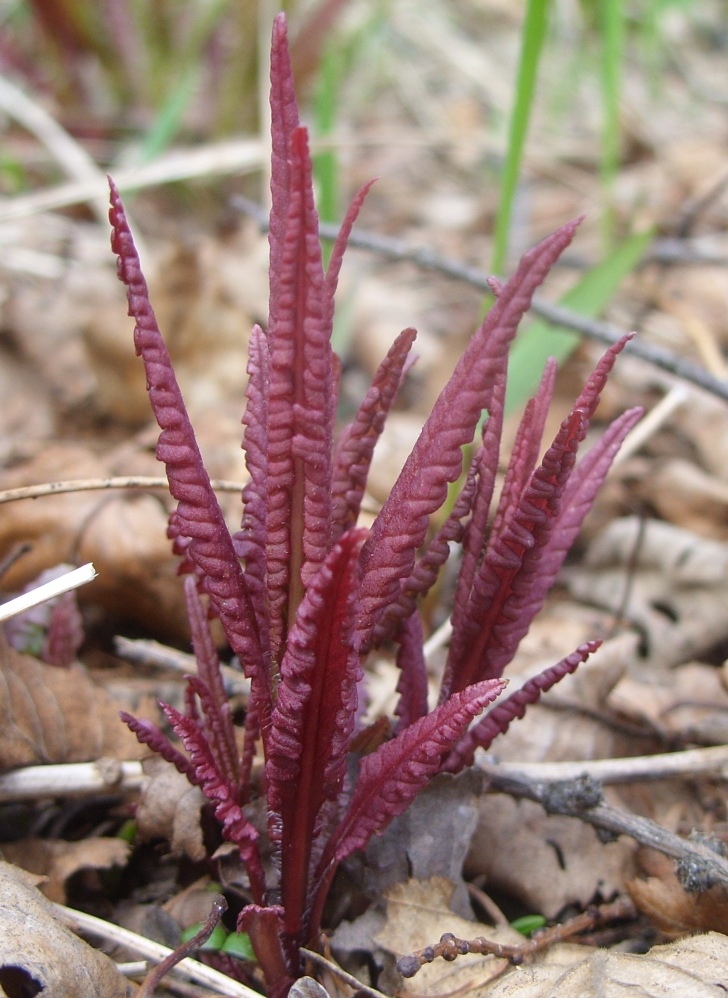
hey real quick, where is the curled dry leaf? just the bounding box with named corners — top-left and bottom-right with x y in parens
top-left (482, 931), bottom-right (728, 997)
top-left (0, 861), bottom-right (135, 998)
top-left (84, 231), bottom-right (260, 425)
top-left (134, 758), bottom-right (206, 862)
top-left (608, 661), bottom-right (728, 745)
top-left (1, 837), bottom-right (130, 904)
top-left (636, 458), bottom-right (728, 541)
top-left (466, 795), bottom-right (635, 921)
top-left (567, 516), bottom-right (728, 671)
top-left (0, 641), bottom-right (143, 769)
top-left (0, 444), bottom-right (189, 640)
top-left (628, 847), bottom-right (728, 938)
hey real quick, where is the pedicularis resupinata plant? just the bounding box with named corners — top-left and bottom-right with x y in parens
top-left (111, 13), bottom-right (642, 997)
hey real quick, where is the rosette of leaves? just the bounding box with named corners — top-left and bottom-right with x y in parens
top-left (111, 13), bottom-right (642, 996)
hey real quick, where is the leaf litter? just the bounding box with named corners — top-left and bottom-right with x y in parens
top-left (0, 2), bottom-right (727, 996)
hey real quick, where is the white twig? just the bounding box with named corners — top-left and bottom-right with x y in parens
top-left (612, 383), bottom-right (690, 465)
top-left (0, 760), bottom-right (145, 802)
top-left (0, 75), bottom-right (107, 224)
top-left (423, 616), bottom-right (453, 664)
top-left (478, 743), bottom-right (728, 785)
top-left (0, 562), bottom-right (97, 622)
top-left (0, 138), bottom-right (264, 224)
top-left (53, 904), bottom-right (261, 998)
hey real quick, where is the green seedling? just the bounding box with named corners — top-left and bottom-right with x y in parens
top-left (511, 914), bottom-right (547, 937)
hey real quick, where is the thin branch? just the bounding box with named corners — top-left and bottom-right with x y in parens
top-left (477, 761), bottom-right (728, 890)
top-left (0, 476), bottom-right (246, 506)
top-left (0, 562), bottom-right (97, 622)
top-left (300, 948), bottom-right (390, 998)
top-left (477, 743), bottom-right (728, 786)
top-left (137, 896), bottom-right (228, 998)
top-left (233, 196), bottom-right (728, 405)
top-left (0, 760), bottom-right (144, 801)
top-left (396, 895), bottom-right (636, 978)
top-left (0, 138), bottom-right (264, 224)
top-left (113, 636), bottom-right (249, 696)
top-left (53, 903), bottom-right (260, 998)
top-left (0, 74), bottom-right (108, 226)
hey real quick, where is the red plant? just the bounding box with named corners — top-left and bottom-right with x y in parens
top-left (112, 13), bottom-right (641, 996)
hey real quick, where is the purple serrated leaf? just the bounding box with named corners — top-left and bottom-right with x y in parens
top-left (444, 407), bottom-right (586, 695)
top-left (317, 677), bottom-right (505, 877)
top-left (449, 373), bottom-right (507, 643)
top-left (268, 12), bottom-right (300, 341)
top-left (371, 453), bottom-right (478, 647)
top-left (108, 179), bottom-right (270, 721)
top-left (238, 324), bottom-right (271, 654)
top-left (491, 358), bottom-right (557, 542)
top-left (162, 702), bottom-right (267, 903)
top-left (265, 125), bottom-right (334, 656)
top-left (304, 677), bottom-right (506, 942)
top-left (356, 220), bottom-right (581, 652)
top-left (119, 710), bottom-right (198, 783)
top-left (441, 641), bottom-right (601, 772)
top-left (265, 527), bottom-right (366, 948)
top-left (393, 609), bottom-right (429, 733)
top-left (331, 326), bottom-right (417, 540)
top-left (184, 576), bottom-right (240, 790)
top-left (323, 179), bottom-right (376, 333)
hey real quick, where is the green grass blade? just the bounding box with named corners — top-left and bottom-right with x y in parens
top-left (599, 0), bottom-right (625, 248)
top-left (505, 226), bottom-right (653, 414)
top-left (491, 0), bottom-right (552, 277)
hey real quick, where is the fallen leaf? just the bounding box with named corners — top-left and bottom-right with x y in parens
top-left (347, 770), bottom-right (484, 917)
top-left (608, 661), bottom-right (728, 744)
top-left (567, 517), bottom-right (728, 671)
top-left (627, 847), bottom-right (728, 937)
top-left (466, 794), bottom-right (635, 920)
top-left (0, 640), bottom-right (143, 768)
top-left (0, 861), bottom-right (135, 997)
top-left (373, 877), bottom-right (521, 995)
top-left (135, 757), bottom-right (206, 862)
top-left (483, 931), bottom-right (728, 997)
top-left (1, 837), bottom-right (129, 904)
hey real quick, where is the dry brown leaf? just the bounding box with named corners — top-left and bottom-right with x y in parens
top-left (608, 661), bottom-right (728, 744)
top-left (466, 795), bottom-right (635, 920)
top-left (0, 348), bottom-right (55, 460)
top-left (483, 931), bottom-right (728, 997)
top-left (1, 837), bottom-right (129, 904)
top-left (635, 459), bottom-right (728, 541)
top-left (135, 757), bottom-right (206, 862)
top-left (0, 861), bottom-right (135, 997)
top-left (372, 877), bottom-right (520, 996)
top-left (627, 847), bottom-right (728, 937)
top-left (2, 217), bottom-right (113, 416)
top-left (84, 229), bottom-right (262, 424)
top-left (567, 517), bottom-right (728, 671)
top-left (348, 771), bottom-right (485, 917)
top-left (162, 875), bottom-right (219, 931)
top-left (0, 640), bottom-right (143, 768)
top-left (0, 443), bottom-right (190, 639)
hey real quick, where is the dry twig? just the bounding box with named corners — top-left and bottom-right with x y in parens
top-left (396, 896), bottom-right (637, 978)
top-left (477, 762), bottom-right (728, 891)
top-left (234, 195), bottom-right (728, 405)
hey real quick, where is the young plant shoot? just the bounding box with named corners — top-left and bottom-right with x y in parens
top-left (111, 13), bottom-right (641, 996)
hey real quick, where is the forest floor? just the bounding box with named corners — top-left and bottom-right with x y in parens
top-left (1, 2), bottom-right (728, 996)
